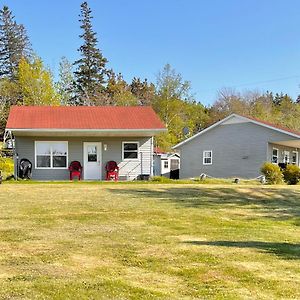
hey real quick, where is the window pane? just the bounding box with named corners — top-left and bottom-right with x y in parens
top-left (292, 153), bottom-right (297, 164)
top-left (87, 146), bottom-right (97, 162)
top-left (88, 154), bottom-right (97, 162)
top-left (52, 143), bottom-right (67, 155)
top-left (36, 143), bottom-right (51, 155)
top-left (53, 156), bottom-right (67, 167)
top-left (37, 155), bottom-right (51, 168)
top-left (284, 151), bottom-right (289, 163)
top-left (204, 158), bottom-right (211, 164)
top-left (204, 151), bottom-right (212, 158)
top-left (124, 143), bottom-right (138, 151)
top-left (124, 151), bottom-right (138, 159)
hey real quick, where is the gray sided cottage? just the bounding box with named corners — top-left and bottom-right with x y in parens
top-left (173, 114), bottom-right (300, 179)
top-left (5, 106), bottom-right (166, 180)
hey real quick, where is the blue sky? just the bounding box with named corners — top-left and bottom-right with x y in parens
top-left (2, 0), bottom-right (300, 105)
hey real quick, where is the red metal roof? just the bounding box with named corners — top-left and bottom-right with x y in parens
top-left (6, 106), bottom-right (166, 130)
top-left (154, 146), bottom-right (165, 154)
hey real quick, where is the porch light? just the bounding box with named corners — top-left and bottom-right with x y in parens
top-left (104, 144), bottom-right (108, 151)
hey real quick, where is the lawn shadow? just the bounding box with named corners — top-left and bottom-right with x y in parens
top-left (183, 240), bottom-right (300, 260)
top-left (108, 186), bottom-right (300, 219)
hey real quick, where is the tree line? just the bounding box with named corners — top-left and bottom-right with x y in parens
top-left (1, 2), bottom-right (300, 151)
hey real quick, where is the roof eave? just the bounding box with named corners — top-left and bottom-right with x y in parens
top-left (8, 128), bottom-right (167, 137)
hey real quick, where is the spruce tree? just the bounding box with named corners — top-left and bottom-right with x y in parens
top-left (0, 5), bottom-right (31, 79)
top-left (74, 1), bottom-right (108, 105)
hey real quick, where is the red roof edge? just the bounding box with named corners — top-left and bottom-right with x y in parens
top-left (241, 114), bottom-right (300, 136)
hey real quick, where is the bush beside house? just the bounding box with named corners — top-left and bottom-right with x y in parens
top-left (261, 162), bottom-right (300, 185)
top-left (0, 157), bottom-right (14, 179)
top-left (283, 165), bottom-right (300, 185)
top-left (0, 143), bottom-right (14, 180)
top-left (260, 162), bottom-right (283, 184)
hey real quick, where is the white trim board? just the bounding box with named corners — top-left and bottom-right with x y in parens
top-left (173, 114), bottom-right (300, 149)
top-left (8, 128), bottom-right (166, 137)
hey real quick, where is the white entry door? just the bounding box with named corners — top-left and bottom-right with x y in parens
top-left (83, 142), bottom-right (102, 180)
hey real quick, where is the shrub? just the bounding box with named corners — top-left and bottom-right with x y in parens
top-left (283, 164), bottom-right (300, 185)
top-left (260, 162), bottom-right (283, 184)
top-left (0, 157), bottom-right (14, 179)
top-left (150, 176), bottom-right (173, 183)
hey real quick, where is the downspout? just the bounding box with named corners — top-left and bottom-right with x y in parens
top-left (140, 151), bottom-right (143, 176)
top-left (150, 137), bottom-right (153, 177)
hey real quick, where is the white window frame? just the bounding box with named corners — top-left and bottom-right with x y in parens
top-left (272, 148), bottom-right (279, 164)
top-left (203, 150), bottom-right (212, 165)
top-left (292, 151), bottom-right (298, 165)
top-left (164, 160), bottom-right (169, 169)
top-left (283, 150), bottom-right (290, 164)
top-left (35, 141), bottom-right (68, 170)
top-left (122, 141), bottom-right (139, 161)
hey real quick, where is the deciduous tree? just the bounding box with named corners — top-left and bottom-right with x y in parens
top-left (154, 64), bottom-right (208, 150)
top-left (130, 77), bottom-right (155, 105)
top-left (106, 72), bottom-right (138, 106)
top-left (18, 57), bottom-right (59, 106)
top-left (56, 57), bottom-right (75, 105)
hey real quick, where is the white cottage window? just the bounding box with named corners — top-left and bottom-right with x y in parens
top-left (283, 151), bottom-right (290, 164)
top-left (292, 151), bottom-right (298, 165)
top-left (35, 141), bottom-right (68, 169)
top-left (122, 142), bottom-right (139, 160)
top-left (203, 150), bottom-right (212, 165)
top-left (272, 148), bottom-right (278, 164)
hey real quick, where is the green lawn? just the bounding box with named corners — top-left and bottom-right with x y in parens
top-left (0, 183), bottom-right (299, 299)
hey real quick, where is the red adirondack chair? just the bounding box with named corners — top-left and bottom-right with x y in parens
top-left (69, 161), bottom-right (82, 180)
top-left (105, 161), bottom-right (119, 181)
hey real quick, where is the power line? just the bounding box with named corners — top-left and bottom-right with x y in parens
top-left (201, 75), bottom-right (300, 93)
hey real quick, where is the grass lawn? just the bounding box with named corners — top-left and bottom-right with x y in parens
top-left (0, 183), bottom-right (299, 299)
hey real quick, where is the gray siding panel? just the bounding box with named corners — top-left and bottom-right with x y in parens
top-left (179, 122), bottom-right (300, 179)
top-left (15, 136), bottom-right (152, 180)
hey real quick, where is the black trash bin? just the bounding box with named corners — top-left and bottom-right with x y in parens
top-left (139, 174), bottom-right (150, 181)
top-left (19, 159), bottom-right (32, 179)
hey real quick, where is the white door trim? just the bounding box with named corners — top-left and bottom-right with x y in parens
top-left (83, 142), bottom-right (102, 180)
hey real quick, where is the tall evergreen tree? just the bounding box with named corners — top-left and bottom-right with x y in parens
top-left (74, 1), bottom-right (108, 105)
top-left (0, 5), bottom-right (31, 79)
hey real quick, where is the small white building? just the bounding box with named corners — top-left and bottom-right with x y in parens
top-left (153, 148), bottom-right (180, 179)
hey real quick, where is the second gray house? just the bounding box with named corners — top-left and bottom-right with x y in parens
top-left (173, 114), bottom-right (300, 179)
